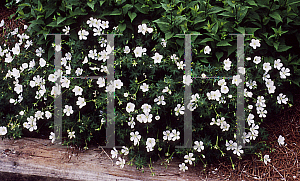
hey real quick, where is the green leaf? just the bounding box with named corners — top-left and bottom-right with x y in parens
top-left (217, 40), bottom-right (231, 46)
top-left (216, 52), bottom-right (223, 61)
top-left (276, 45), bottom-right (292, 52)
top-left (199, 38), bottom-right (213, 44)
top-left (153, 18), bottom-right (170, 33)
top-left (194, 16), bottom-right (205, 24)
top-left (87, 2), bottom-right (95, 11)
top-left (18, 3), bottom-right (31, 6)
top-left (208, 6), bottom-right (224, 14)
top-left (128, 11), bottom-right (137, 23)
top-left (57, 17), bottom-right (66, 25)
top-left (46, 21), bottom-right (58, 27)
top-left (165, 32), bottom-right (174, 40)
top-left (245, 28), bottom-right (260, 34)
top-left (235, 27), bottom-right (245, 34)
top-left (118, 23), bottom-right (126, 32)
top-left (45, 8), bottom-right (56, 19)
top-left (212, 23), bottom-right (218, 34)
top-left (246, 0), bottom-right (258, 6)
top-left (269, 11), bottom-right (282, 22)
top-left (135, 3), bottom-right (149, 14)
top-left (29, 19), bottom-right (45, 25)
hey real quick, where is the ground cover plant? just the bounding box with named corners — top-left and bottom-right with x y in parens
top-left (1, 0), bottom-right (300, 175)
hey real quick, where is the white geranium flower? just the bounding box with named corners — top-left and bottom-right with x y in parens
top-left (280, 67), bottom-right (290, 79)
top-left (76, 97), bottom-right (86, 109)
top-left (49, 132), bottom-right (55, 143)
top-left (140, 83), bottom-right (149, 92)
top-left (39, 58), bottom-right (46, 67)
top-left (154, 95), bottom-right (166, 105)
top-left (253, 56), bottom-right (261, 64)
top-left (133, 47), bottom-right (146, 57)
top-left (184, 153), bottom-right (195, 165)
top-left (130, 131), bottom-right (141, 146)
top-left (193, 141), bottom-right (204, 152)
top-left (78, 29), bottom-right (89, 40)
top-left (63, 105), bottom-right (74, 116)
top-left (152, 52), bottom-right (163, 64)
top-left (204, 46), bottom-right (211, 54)
top-left (146, 138), bottom-right (156, 152)
top-left (232, 75), bottom-right (242, 86)
top-left (0, 126), bottom-right (7, 135)
top-left (174, 104), bottom-right (185, 116)
top-left (116, 157), bottom-right (125, 169)
top-left (62, 26), bottom-right (70, 34)
top-left (121, 146), bottom-right (129, 155)
top-left (179, 163), bottom-right (188, 172)
top-left (68, 131), bottom-right (75, 139)
top-left (111, 147), bottom-right (118, 158)
top-left (264, 155), bottom-right (271, 165)
top-left (277, 93), bottom-right (288, 104)
top-left (126, 102), bottom-right (135, 113)
top-left (97, 77), bottom-right (105, 88)
top-left (138, 24), bottom-right (148, 35)
top-left (249, 39), bottom-right (261, 49)
top-left (12, 43), bottom-right (20, 55)
top-left (124, 46), bottom-right (130, 54)
top-left (278, 135), bottom-right (285, 146)
top-left (45, 111), bottom-right (52, 119)
top-left (263, 62), bottom-right (272, 73)
top-left (183, 75), bottom-right (193, 86)
top-left (274, 59), bottom-right (283, 70)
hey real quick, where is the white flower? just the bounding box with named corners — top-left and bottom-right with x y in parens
top-left (253, 56), bottom-right (261, 64)
top-left (111, 147), bottom-right (118, 158)
top-left (184, 153), bottom-right (195, 165)
top-left (114, 79), bottom-right (123, 89)
top-left (130, 131), bottom-right (141, 146)
top-left (133, 47), bottom-right (146, 57)
top-left (146, 138), bottom-right (156, 152)
top-left (55, 44), bottom-right (61, 52)
top-left (171, 129), bottom-right (180, 141)
top-left (218, 79), bottom-right (226, 86)
top-left (62, 26), bottom-right (70, 34)
top-left (247, 113), bottom-right (255, 126)
top-left (45, 111), bottom-right (52, 119)
top-left (274, 59), bottom-right (283, 70)
top-left (278, 135), bottom-right (285, 146)
top-left (183, 75), bottom-right (193, 86)
top-left (128, 117), bottom-right (135, 128)
top-left (14, 84), bottom-right (23, 94)
top-left (124, 46), bottom-right (130, 54)
top-left (72, 85), bottom-right (83, 96)
top-left (0, 126), bottom-right (7, 135)
top-left (78, 29), bottom-right (89, 40)
top-left (264, 155), bottom-right (271, 165)
top-left (154, 95), bottom-right (166, 105)
top-left (226, 140), bottom-right (236, 151)
top-left (246, 80), bottom-right (257, 89)
top-left (194, 141), bottom-right (204, 152)
top-left (39, 58), bottom-right (46, 67)
top-left (147, 27), bottom-right (153, 33)
top-left (126, 102), bottom-right (135, 113)
top-left (250, 124), bottom-right (259, 135)
top-left (221, 85), bottom-right (229, 94)
top-left (141, 103), bottom-right (152, 114)
top-left (249, 39), bottom-right (261, 49)
top-left (204, 46), bottom-right (211, 54)
top-left (97, 77), bottom-right (105, 88)
top-left (176, 61), bottom-right (185, 70)
top-left (233, 145), bottom-right (244, 156)
top-left (277, 93), bottom-right (288, 104)
top-left (263, 62), bottom-right (272, 72)
top-left (36, 47), bottom-right (44, 57)
top-left (35, 111), bottom-right (44, 120)
top-left (162, 86), bottom-right (171, 94)
top-left (241, 132), bottom-right (250, 144)
top-left (138, 24), bottom-right (148, 35)
top-left (49, 132), bottom-right (55, 143)
top-left (68, 131), bottom-right (75, 139)
top-left (163, 130), bottom-right (174, 141)
top-left (75, 68), bottom-right (83, 76)
top-left (121, 146), bottom-right (129, 155)
top-left (140, 83), bottom-right (149, 92)
top-left (161, 38), bottom-right (167, 47)
top-left (280, 67), bottom-right (290, 79)
top-left (0, 19), bottom-right (4, 28)
top-left (174, 104), bottom-right (185, 116)
top-left (155, 115), bottom-right (160, 120)
top-left (116, 157), bottom-right (125, 168)
top-left (5, 52), bottom-right (13, 63)
top-left (179, 163), bottom-right (188, 172)
top-left (232, 75), bottom-right (242, 86)
top-left (82, 56), bottom-right (88, 64)
top-left (12, 43), bottom-right (20, 55)
top-left (63, 105), bottom-right (74, 116)
top-left (238, 67), bottom-right (245, 74)
top-left (152, 52), bottom-right (163, 64)
top-left (124, 92), bottom-right (128, 97)
top-left (76, 97), bottom-right (86, 109)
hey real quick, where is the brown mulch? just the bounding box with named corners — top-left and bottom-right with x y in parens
top-left (1, 5), bottom-right (300, 181)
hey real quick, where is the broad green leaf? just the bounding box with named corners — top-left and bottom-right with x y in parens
top-left (122, 4), bottom-right (133, 14)
top-left (217, 40), bottom-right (231, 46)
top-left (29, 19), bottom-right (45, 25)
top-left (57, 17), bottom-right (66, 25)
top-left (135, 3), bottom-right (149, 14)
top-left (199, 38), bottom-right (213, 44)
top-left (153, 18), bottom-right (170, 33)
top-left (245, 28), bottom-right (260, 34)
top-left (212, 23), bottom-right (218, 34)
top-left (87, 2), bottom-right (95, 11)
top-left (194, 16), bottom-right (205, 24)
top-left (218, 11), bottom-right (233, 17)
top-left (46, 21), bottom-right (58, 27)
top-left (128, 11), bottom-right (137, 23)
top-left (246, 0), bottom-right (258, 6)
top-left (235, 27), bottom-right (245, 34)
top-left (277, 45), bottom-right (292, 52)
top-left (45, 8), bottom-right (56, 19)
top-left (118, 23), bottom-right (126, 32)
top-left (269, 11), bottom-right (282, 22)
top-left (216, 52), bottom-right (224, 61)
top-left (165, 32), bottom-right (174, 40)
top-left (161, 3), bottom-right (172, 12)
top-left (18, 3), bottom-right (31, 6)
top-left (208, 6), bottom-right (224, 14)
